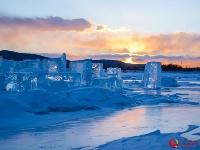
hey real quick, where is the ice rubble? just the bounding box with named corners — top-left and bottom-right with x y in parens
top-left (1, 54), bottom-right (124, 92)
top-left (1, 56), bottom-right (177, 92)
top-left (143, 62), bottom-right (161, 89)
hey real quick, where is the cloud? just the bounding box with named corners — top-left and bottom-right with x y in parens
top-left (0, 16), bottom-right (199, 67)
top-left (96, 25), bottom-right (105, 30)
top-left (137, 32), bottom-right (200, 55)
top-left (89, 53), bottom-right (200, 67)
top-left (0, 16), bottom-right (92, 31)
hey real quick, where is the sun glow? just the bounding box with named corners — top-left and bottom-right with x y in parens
top-left (129, 47), bottom-right (134, 53)
top-left (124, 57), bottom-right (134, 64)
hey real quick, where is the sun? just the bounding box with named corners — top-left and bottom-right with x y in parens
top-left (129, 47), bottom-right (134, 53)
top-left (124, 57), bottom-right (134, 64)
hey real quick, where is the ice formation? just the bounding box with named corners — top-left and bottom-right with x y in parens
top-left (143, 62), bottom-right (161, 89)
top-left (1, 53), bottom-right (124, 92)
top-left (0, 59), bottom-right (14, 75)
top-left (107, 67), bottom-right (121, 78)
top-left (43, 72), bottom-right (81, 88)
top-left (92, 77), bottom-right (122, 91)
top-left (91, 67), bottom-right (122, 91)
top-left (42, 53), bottom-right (67, 72)
top-left (5, 72), bottom-right (35, 92)
top-left (70, 59), bottom-right (92, 86)
top-left (92, 63), bottom-right (104, 78)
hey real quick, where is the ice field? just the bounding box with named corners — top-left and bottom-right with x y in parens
top-left (0, 70), bottom-right (200, 150)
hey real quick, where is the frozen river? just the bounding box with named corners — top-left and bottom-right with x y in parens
top-left (0, 71), bottom-right (200, 149)
top-left (0, 105), bottom-right (200, 150)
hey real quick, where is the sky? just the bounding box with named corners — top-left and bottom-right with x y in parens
top-left (0, 0), bottom-right (200, 67)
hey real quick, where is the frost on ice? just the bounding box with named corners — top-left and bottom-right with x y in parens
top-left (143, 62), bottom-right (161, 89)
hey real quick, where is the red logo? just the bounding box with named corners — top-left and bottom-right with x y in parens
top-left (169, 139), bottom-right (179, 148)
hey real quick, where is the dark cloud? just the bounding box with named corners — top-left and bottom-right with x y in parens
top-left (96, 25), bottom-right (105, 30)
top-left (89, 53), bottom-right (200, 64)
top-left (0, 16), bottom-right (92, 31)
top-left (89, 53), bottom-right (130, 59)
top-left (133, 54), bottom-right (185, 62)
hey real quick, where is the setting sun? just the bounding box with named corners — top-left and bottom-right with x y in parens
top-left (124, 57), bottom-right (134, 64)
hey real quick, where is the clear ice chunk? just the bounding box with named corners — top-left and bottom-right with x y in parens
top-left (39, 72), bottom-right (81, 89)
top-left (41, 53), bottom-right (67, 73)
top-left (92, 77), bottom-right (122, 91)
top-left (92, 63), bottom-right (104, 78)
top-left (107, 67), bottom-right (121, 78)
top-left (5, 72), bottom-right (38, 92)
top-left (143, 62), bottom-right (161, 89)
top-left (70, 59), bottom-right (92, 85)
top-left (31, 77), bottom-right (38, 90)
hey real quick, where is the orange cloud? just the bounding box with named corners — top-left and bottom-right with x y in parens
top-left (0, 16), bottom-right (199, 67)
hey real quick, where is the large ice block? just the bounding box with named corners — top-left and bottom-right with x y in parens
top-left (107, 67), bottom-right (121, 78)
top-left (21, 59), bottom-right (40, 69)
top-left (143, 62), bottom-right (161, 89)
top-left (0, 57), bottom-right (2, 75)
top-left (54, 53), bottom-right (67, 72)
top-left (36, 72), bottom-right (81, 89)
top-left (92, 63), bottom-right (104, 78)
top-left (92, 77), bottom-right (122, 91)
top-left (70, 59), bottom-right (92, 85)
top-left (0, 57), bottom-right (2, 67)
top-left (0, 59), bottom-right (14, 75)
top-left (1, 59), bottom-right (41, 73)
top-left (41, 53), bottom-right (67, 73)
top-left (5, 72), bottom-right (37, 92)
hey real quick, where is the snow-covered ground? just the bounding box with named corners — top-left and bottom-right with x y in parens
top-left (0, 71), bottom-right (200, 150)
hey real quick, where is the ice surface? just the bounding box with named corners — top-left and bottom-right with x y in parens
top-left (0, 71), bottom-right (200, 149)
top-left (92, 63), bottom-right (104, 78)
top-left (143, 62), bottom-right (161, 89)
top-left (98, 125), bottom-right (200, 150)
top-left (92, 77), bottom-right (122, 91)
top-left (107, 67), bottom-right (121, 78)
top-left (70, 59), bottom-right (92, 85)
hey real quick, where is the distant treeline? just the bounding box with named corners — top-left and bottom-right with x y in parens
top-left (162, 64), bottom-right (200, 72)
